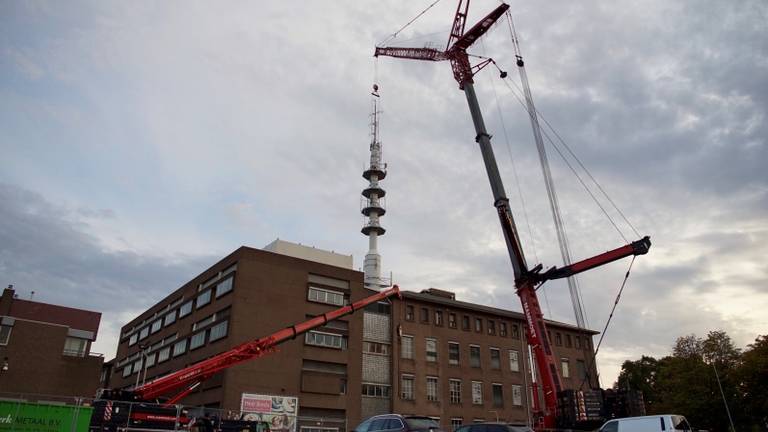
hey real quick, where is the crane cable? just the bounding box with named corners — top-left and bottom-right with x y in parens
top-left (505, 11), bottom-right (590, 330)
top-left (578, 256), bottom-right (637, 390)
top-left (377, 0), bottom-right (444, 47)
top-left (481, 39), bottom-right (553, 319)
top-left (502, 13), bottom-right (641, 241)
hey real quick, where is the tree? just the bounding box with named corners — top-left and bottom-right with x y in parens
top-left (672, 334), bottom-right (703, 359)
top-left (735, 335), bottom-right (768, 431)
top-left (616, 356), bottom-right (659, 409)
top-left (702, 330), bottom-right (741, 369)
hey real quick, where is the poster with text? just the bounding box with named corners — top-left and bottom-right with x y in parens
top-left (240, 393), bottom-right (298, 432)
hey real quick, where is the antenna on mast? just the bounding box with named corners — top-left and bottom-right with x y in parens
top-left (361, 85), bottom-right (390, 290)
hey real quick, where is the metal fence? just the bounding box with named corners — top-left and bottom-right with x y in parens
top-left (0, 392), bottom-right (346, 432)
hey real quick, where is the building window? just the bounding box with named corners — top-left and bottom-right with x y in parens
top-left (0, 325), bottom-right (11, 345)
top-left (172, 339), bottom-right (187, 357)
top-left (448, 313), bottom-right (457, 329)
top-left (435, 310), bottom-right (444, 326)
top-left (561, 358), bottom-right (570, 378)
top-left (451, 419), bottom-right (463, 431)
top-left (512, 324), bottom-right (520, 339)
top-left (566, 334), bottom-right (572, 348)
top-left (555, 332), bottom-right (563, 346)
top-left (512, 384), bottom-right (523, 406)
top-left (470, 345), bottom-right (481, 368)
top-left (577, 359), bottom-right (587, 380)
top-left (209, 320), bottom-right (228, 342)
top-left (420, 307), bottom-right (429, 323)
top-left (509, 350), bottom-right (520, 372)
top-left (492, 383), bottom-right (504, 407)
top-left (216, 276), bottom-right (233, 298)
top-left (401, 335), bottom-right (414, 359)
top-left (488, 320), bottom-right (496, 335)
top-left (193, 314), bottom-right (215, 331)
top-left (362, 383), bottom-right (391, 398)
top-left (575, 335), bottom-right (582, 348)
top-left (133, 359), bottom-right (143, 375)
top-left (305, 331), bottom-right (345, 349)
top-left (179, 300), bottom-right (193, 318)
top-left (128, 333), bottom-right (138, 346)
top-left (500, 322), bottom-right (507, 337)
top-left (308, 286), bottom-right (345, 306)
top-left (144, 352), bottom-right (156, 368)
top-left (197, 290), bottom-right (212, 308)
top-left (490, 348), bottom-right (501, 370)
top-left (471, 381), bottom-right (483, 405)
top-left (401, 375), bottom-right (415, 400)
top-left (462, 315), bottom-right (470, 331)
top-left (139, 326), bottom-right (149, 340)
top-left (448, 342), bottom-right (460, 365)
top-left (122, 366), bottom-right (132, 378)
top-left (63, 337), bottom-right (88, 357)
top-left (406, 305), bottom-right (415, 321)
top-left (427, 376), bottom-right (439, 402)
top-left (157, 347), bottom-right (171, 363)
top-left (364, 341), bottom-right (390, 355)
top-left (164, 310), bottom-right (176, 326)
top-left (426, 338), bottom-right (438, 362)
top-left (474, 318), bottom-right (482, 333)
top-left (151, 319), bottom-right (162, 334)
top-left (190, 331), bottom-right (206, 350)
top-left (449, 379), bottom-right (461, 404)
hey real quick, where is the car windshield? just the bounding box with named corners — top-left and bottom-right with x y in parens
top-left (405, 418), bottom-right (439, 430)
top-left (673, 416), bottom-right (691, 431)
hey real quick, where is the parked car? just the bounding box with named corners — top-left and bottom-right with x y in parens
top-left (353, 415), bottom-right (443, 432)
top-left (598, 415), bottom-right (692, 432)
top-left (455, 422), bottom-right (534, 432)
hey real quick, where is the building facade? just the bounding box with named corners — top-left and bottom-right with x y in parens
top-left (389, 288), bottom-right (599, 429)
top-left (0, 286), bottom-right (103, 399)
top-left (110, 243), bottom-right (366, 432)
top-left (109, 243), bottom-right (599, 431)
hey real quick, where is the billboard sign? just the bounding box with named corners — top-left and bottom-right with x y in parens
top-left (240, 393), bottom-right (298, 432)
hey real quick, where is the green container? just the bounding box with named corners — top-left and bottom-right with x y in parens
top-left (0, 401), bottom-right (93, 432)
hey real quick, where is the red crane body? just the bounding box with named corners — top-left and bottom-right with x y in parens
top-left (375, 2), bottom-right (651, 429)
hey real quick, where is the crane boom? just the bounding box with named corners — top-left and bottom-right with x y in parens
top-left (125, 285), bottom-right (401, 402)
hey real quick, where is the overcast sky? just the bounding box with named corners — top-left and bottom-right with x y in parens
top-left (1, 0), bottom-right (766, 388)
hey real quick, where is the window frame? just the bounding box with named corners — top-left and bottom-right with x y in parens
top-left (469, 344), bottom-right (481, 368)
top-left (307, 286), bottom-right (345, 306)
top-left (401, 335), bottom-right (414, 359)
top-left (448, 342), bottom-right (460, 365)
top-left (449, 379), bottom-right (462, 404)
top-left (401, 374), bottom-right (415, 400)
top-left (471, 381), bottom-right (483, 405)
top-left (426, 376), bottom-right (439, 402)
top-left (425, 337), bottom-right (438, 362)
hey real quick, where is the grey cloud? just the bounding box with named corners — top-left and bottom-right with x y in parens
top-left (0, 183), bottom-right (214, 320)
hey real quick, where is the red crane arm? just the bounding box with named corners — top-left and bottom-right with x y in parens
top-left (134, 285), bottom-right (401, 401)
top-left (374, 47), bottom-right (447, 62)
top-left (537, 236), bottom-right (651, 282)
top-left (449, 3), bottom-right (509, 53)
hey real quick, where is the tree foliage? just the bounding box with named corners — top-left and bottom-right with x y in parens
top-left (614, 331), bottom-right (766, 431)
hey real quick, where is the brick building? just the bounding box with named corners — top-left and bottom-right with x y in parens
top-left (109, 241), bottom-right (599, 431)
top-left (110, 242), bottom-right (365, 432)
top-left (389, 288), bottom-right (598, 429)
top-left (0, 286), bottom-right (103, 399)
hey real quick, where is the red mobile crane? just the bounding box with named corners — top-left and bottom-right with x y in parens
top-left (375, 2), bottom-right (651, 429)
top-left (91, 285), bottom-right (401, 431)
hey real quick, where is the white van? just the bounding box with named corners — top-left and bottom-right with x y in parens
top-left (598, 415), bottom-right (692, 432)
